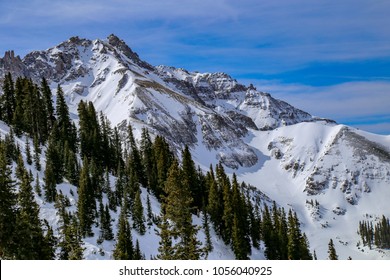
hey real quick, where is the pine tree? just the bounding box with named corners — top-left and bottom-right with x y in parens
top-left (160, 160), bottom-right (202, 259)
top-left (1, 72), bottom-right (15, 124)
top-left (133, 240), bottom-right (144, 260)
top-left (140, 127), bottom-right (157, 192)
top-left (45, 125), bottom-right (64, 183)
top-left (230, 174), bottom-right (251, 259)
top-left (113, 206), bottom-right (134, 260)
top-left (146, 194), bottom-right (153, 227)
top-left (56, 85), bottom-right (76, 153)
top-left (218, 163), bottom-right (233, 245)
top-left (12, 78), bottom-right (25, 136)
top-left (16, 170), bottom-right (52, 259)
top-left (287, 210), bottom-right (303, 260)
top-left (60, 216), bottom-right (84, 260)
top-left (262, 204), bottom-right (276, 259)
top-left (328, 239), bottom-right (338, 260)
top-left (98, 201), bottom-right (114, 241)
top-left (44, 162), bottom-right (57, 203)
top-left (34, 173), bottom-right (42, 197)
top-left (77, 157), bottom-right (94, 237)
top-left (127, 124), bottom-right (146, 187)
top-left (132, 189), bottom-right (146, 235)
top-left (153, 136), bottom-right (174, 198)
top-left (0, 143), bottom-right (18, 259)
top-left (157, 211), bottom-right (174, 260)
top-left (25, 137), bottom-right (32, 165)
top-left (207, 170), bottom-right (224, 238)
top-left (40, 77), bottom-right (55, 133)
top-left (33, 135), bottom-right (41, 171)
top-left (42, 220), bottom-right (57, 260)
top-left (181, 145), bottom-right (201, 209)
top-left (202, 211), bottom-right (213, 256)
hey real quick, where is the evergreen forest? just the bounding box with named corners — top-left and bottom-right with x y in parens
top-left (0, 74), bottom-right (326, 260)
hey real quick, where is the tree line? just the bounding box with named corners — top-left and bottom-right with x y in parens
top-left (358, 215), bottom-right (390, 249)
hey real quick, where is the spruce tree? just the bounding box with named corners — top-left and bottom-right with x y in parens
top-left (230, 174), bottom-right (251, 259)
top-left (40, 77), bottom-right (55, 133)
top-left (25, 137), bottom-right (32, 165)
top-left (133, 239), bottom-right (144, 260)
top-left (113, 206), bottom-right (134, 260)
top-left (207, 174), bottom-right (224, 238)
top-left (146, 194), bottom-right (153, 227)
top-left (0, 144), bottom-right (18, 259)
top-left (181, 145), bottom-right (201, 209)
top-left (1, 72), bottom-right (15, 124)
top-left (132, 189), bottom-right (146, 235)
top-left (161, 160), bottom-right (202, 259)
top-left (34, 173), bottom-right (42, 197)
top-left (33, 135), bottom-right (41, 171)
top-left (77, 157), bottom-right (94, 237)
top-left (140, 127), bottom-right (157, 192)
top-left (202, 211), bottom-right (213, 257)
top-left (16, 170), bottom-right (52, 259)
top-left (328, 239), bottom-right (338, 260)
top-left (44, 163), bottom-right (57, 203)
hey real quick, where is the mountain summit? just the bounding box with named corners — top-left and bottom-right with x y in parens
top-left (1, 34), bottom-right (333, 168)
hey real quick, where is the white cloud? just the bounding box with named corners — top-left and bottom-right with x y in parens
top-left (250, 79), bottom-right (390, 134)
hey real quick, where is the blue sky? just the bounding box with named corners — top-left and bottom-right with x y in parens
top-left (1, 0), bottom-right (389, 134)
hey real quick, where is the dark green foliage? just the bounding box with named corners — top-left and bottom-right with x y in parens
top-left (40, 77), bottom-right (55, 132)
top-left (146, 194), bottom-right (153, 227)
top-left (113, 206), bottom-right (134, 260)
top-left (0, 142), bottom-right (18, 259)
top-left (202, 211), bottom-right (213, 256)
top-left (261, 204), bottom-right (311, 260)
top-left (0, 72), bottom-right (15, 124)
top-left (230, 174), bottom-right (251, 259)
top-left (33, 135), bottom-right (41, 171)
top-left (153, 136), bottom-right (174, 198)
top-left (98, 201), bottom-right (114, 241)
top-left (25, 137), bottom-right (32, 165)
top-left (45, 125), bottom-right (64, 184)
top-left (16, 169), bottom-right (53, 259)
top-left (132, 189), bottom-right (146, 235)
top-left (359, 215), bottom-right (390, 249)
top-left (34, 173), bottom-right (42, 197)
top-left (43, 162), bottom-right (57, 203)
top-left (181, 145), bottom-right (202, 209)
top-left (328, 239), bottom-right (338, 260)
top-left (133, 239), bottom-right (144, 260)
top-left (55, 194), bottom-right (84, 260)
top-left (157, 160), bottom-right (202, 260)
top-left (77, 157), bottom-right (95, 237)
top-left (56, 85), bottom-right (76, 153)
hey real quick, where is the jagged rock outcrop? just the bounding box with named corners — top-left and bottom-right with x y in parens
top-left (0, 34), bottom-right (335, 169)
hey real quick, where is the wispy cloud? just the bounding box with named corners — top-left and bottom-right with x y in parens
top-left (0, 0), bottom-right (389, 134)
top-left (1, 0), bottom-right (390, 69)
top-left (251, 80), bottom-right (390, 134)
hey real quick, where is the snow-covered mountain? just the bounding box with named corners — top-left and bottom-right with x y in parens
top-left (1, 34), bottom-right (390, 259)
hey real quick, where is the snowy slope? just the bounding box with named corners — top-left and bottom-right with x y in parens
top-left (234, 123), bottom-right (390, 260)
top-left (1, 35), bottom-right (390, 259)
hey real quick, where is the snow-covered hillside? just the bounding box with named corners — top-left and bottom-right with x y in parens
top-left (1, 35), bottom-right (390, 259)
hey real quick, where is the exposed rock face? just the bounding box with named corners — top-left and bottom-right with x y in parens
top-left (303, 127), bottom-right (390, 203)
top-left (0, 51), bottom-right (29, 82)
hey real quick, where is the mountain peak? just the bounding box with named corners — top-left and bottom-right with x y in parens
top-left (105, 34), bottom-right (153, 70)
